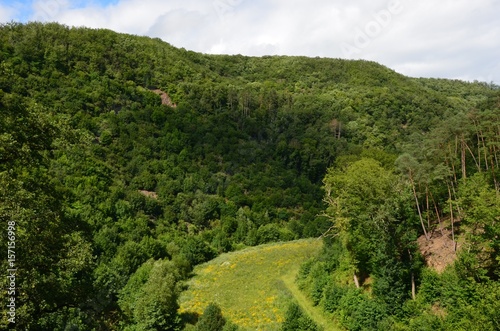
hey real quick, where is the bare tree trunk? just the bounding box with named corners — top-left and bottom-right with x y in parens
top-left (353, 273), bottom-right (360, 289)
top-left (461, 136), bottom-right (467, 179)
top-left (410, 173), bottom-right (428, 240)
top-left (450, 180), bottom-right (463, 222)
top-left (446, 146), bottom-right (458, 185)
top-left (408, 249), bottom-right (416, 300)
top-left (479, 126), bottom-right (489, 171)
top-left (430, 189), bottom-right (444, 236)
top-left (474, 119), bottom-right (482, 171)
top-left (426, 185), bottom-right (430, 229)
top-left (411, 272), bottom-right (416, 300)
top-left (447, 183), bottom-right (456, 251)
top-left (464, 140), bottom-right (480, 172)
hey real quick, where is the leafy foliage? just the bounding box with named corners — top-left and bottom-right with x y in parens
top-left (0, 21), bottom-right (498, 330)
top-left (281, 302), bottom-right (320, 331)
top-left (195, 303), bottom-right (226, 331)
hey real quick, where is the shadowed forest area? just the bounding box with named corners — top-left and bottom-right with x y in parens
top-left (0, 22), bottom-right (499, 330)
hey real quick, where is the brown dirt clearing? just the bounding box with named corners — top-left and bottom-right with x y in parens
top-left (417, 228), bottom-right (459, 273)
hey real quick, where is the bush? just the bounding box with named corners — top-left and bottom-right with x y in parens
top-left (322, 281), bottom-right (348, 313)
top-left (337, 288), bottom-right (387, 331)
top-left (296, 260), bottom-right (329, 306)
top-left (281, 302), bottom-right (320, 331)
top-left (196, 303), bottom-right (226, 331)
top-left (309, 263), bottom-right (330, 306)
top-left (181, 236), bottom-right (217, 266)
top-left (222, 321), bottom-right (239, 331)
top-left (257, 223), bottom-right (281, 244)
top-left (407, 312), bottom-right (445, 331)
top-left (118, 259), bottom-right (182, 331)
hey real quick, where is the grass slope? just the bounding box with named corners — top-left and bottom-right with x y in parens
top-left (179, 239), bottom-right (336, 331)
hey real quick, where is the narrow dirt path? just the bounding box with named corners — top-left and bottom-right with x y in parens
top-left (281, 270), bottom-right (340, 331)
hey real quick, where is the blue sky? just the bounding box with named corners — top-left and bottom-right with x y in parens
top-left (0, 0), bottom-right (119, 21)
top-left (1, 0), bottom-right (499, 84)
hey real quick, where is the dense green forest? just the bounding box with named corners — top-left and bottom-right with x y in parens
top-left (0, 22), bottom-right (499, 330)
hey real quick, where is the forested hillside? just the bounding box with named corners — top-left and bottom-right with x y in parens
top-left (0, 22), bottom-right (498, 330)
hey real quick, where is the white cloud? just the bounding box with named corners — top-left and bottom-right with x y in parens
top-left (0, 2), bottom-right (26, 22)
top-left (0, 5), bottom-right (15, 22)
top-left (1, 0), bottom-right (499, 83)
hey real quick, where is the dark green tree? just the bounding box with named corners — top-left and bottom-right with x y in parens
top-left (281, 302), bottom-right (319, 331)
top-left (196, 303), bottom-right (226, 331)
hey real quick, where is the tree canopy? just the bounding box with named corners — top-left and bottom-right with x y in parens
top-left (0, 22), bottom-right (498, 330)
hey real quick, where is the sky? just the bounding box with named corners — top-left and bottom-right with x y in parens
top-left (1, 0), bottom-right (499, 83)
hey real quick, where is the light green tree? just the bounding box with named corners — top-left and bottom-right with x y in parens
top-left (119, 259), bottom-right (182, 331)
top-left (323, 157), bottom-right (396, 287)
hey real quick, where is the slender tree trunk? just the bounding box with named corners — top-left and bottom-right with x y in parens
top-left (474, 119), bottom-right (482, 171)
top-left (411, 272), bottom-right (416, 300)
top-left (447, 183), bottom-right (456, 251)
top-left (479, 127), bottom-right (489, 171)
top-left (410, 173), bottom-right (428, 240)
top-left (464, 140), bottom-right (480, 172)
top-left (353, 273), bottom-right (360, 289)
top-left (461, 136), bottom-right (467, 179)
top-left (425, 185), bottom-right (430, 229)
top-left (450, 180), bottom-right (463, 221)
top-left (446, 146), bottom-right (458, 185)
top-left (430, 189), bottom-right (444, 236)
top-left (408, 249), bottom-right (416, 300)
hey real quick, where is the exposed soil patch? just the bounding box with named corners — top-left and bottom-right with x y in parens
top-left (431, 303), bottom-right (447, 318)
top-left (151, 89), bottom-right (177, 108)
top-left (417, 228), bottom-right (459, 273)
top-left (138, 190), bottom-right (158, 199)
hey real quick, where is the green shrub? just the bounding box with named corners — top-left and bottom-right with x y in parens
top-left (257, 223), bottom-right (281, 244)
top-left (337, 288), bottom-right (387, 331)
top-left (407, 312), bottom-right (445, 331)
top-left (196, 303), bottom-right (226, 331)
top-left (181, 236), bottom-right (217, 266)
top-left (118, 259), bottom-right (182, 331)
top-left (322, 281), bottom-right (348, 313)
top-left (281, 302), bottom-right (320, 331)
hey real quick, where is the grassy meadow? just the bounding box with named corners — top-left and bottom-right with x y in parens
top-left (179, 239), bottom-right (329, 330)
